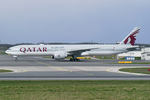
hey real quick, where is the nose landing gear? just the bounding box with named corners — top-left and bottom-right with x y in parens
top-left (13, 56), bottom-right (18, 61)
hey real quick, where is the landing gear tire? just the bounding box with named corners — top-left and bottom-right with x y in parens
top-left (70, 58), bottom-right (80, 61)
top-left (13, 56), bottom-right (18, 61)
top-left (70, 58), bottom-right (73, 61)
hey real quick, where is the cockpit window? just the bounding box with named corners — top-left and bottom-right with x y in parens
top-left (8, 47), bottom-right (15, 51)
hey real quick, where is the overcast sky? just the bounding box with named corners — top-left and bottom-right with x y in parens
top-left (0, 0), bottom-right (150, 44)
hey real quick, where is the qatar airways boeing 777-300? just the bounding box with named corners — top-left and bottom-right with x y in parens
top-left (5, 27), bottom-right (140, 61)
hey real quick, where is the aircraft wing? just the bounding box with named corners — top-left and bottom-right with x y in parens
top-left (68, 48), bottom-right (97, 56)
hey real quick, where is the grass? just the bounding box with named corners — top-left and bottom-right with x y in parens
top-left (0, 51), bottom-right (6, 55)
top-left (119, 68), bottom-right (150, 74)
top-left (95, 55), bottom-right (116, 60)
top-left (0, 69), bottom-right (13, 73)
top-left (131, 62), bottom-right (150, 64)
top-left (0, 80), bottom-right (150, 100)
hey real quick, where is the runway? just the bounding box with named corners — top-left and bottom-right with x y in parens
top-left (0, 55), bottom-right (150, 80)
top-left (0, 55), bottom-right (149, 66)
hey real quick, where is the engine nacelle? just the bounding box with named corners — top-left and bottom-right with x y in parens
top-left (53, 51), bottom-right (67, 59)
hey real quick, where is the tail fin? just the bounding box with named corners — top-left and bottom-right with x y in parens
top-left (120, 27), bottom-right (140, 46)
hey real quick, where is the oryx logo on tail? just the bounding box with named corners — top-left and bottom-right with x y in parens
top-left (120, 27), bottom-right (140, 46)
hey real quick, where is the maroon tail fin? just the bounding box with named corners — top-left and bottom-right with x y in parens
top-left (120, 27), bottom-right (140, 46)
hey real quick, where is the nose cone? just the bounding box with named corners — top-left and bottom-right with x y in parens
top-left (5, 50), bottom-right (10, 54)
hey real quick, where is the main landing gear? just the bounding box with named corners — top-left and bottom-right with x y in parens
top-left (69, 56), bottom-right (80, 61)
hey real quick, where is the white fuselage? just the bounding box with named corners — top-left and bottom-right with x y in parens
top-left (5, 44), bottom-right (137, 57)
top-left (5, 27), bottom-right (140, 60)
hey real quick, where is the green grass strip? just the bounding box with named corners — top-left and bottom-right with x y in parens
top-left (0, 69), bottom-right (13, 73)
top-left (0, 80), bottom-right (150, 100)
top-left (119, 68), bottom-right (150, 74)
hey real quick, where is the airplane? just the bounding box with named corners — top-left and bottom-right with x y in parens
top-left (5, 27), bottom-right (140, 61)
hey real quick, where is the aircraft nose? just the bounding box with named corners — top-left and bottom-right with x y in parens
top-left (5, 50), bottom-right (10, 54)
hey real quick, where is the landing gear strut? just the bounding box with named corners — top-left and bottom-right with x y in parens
top-left (13, 56), bottom-right (18, 61)
top-left (69, 56), bottom-right (80, 61)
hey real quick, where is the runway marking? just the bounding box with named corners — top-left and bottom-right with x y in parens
top-left (106, 68), bottom-right (110, 72)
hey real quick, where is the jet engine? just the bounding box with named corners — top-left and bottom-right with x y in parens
top-left (53, 51), bottom-right (67, 59)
